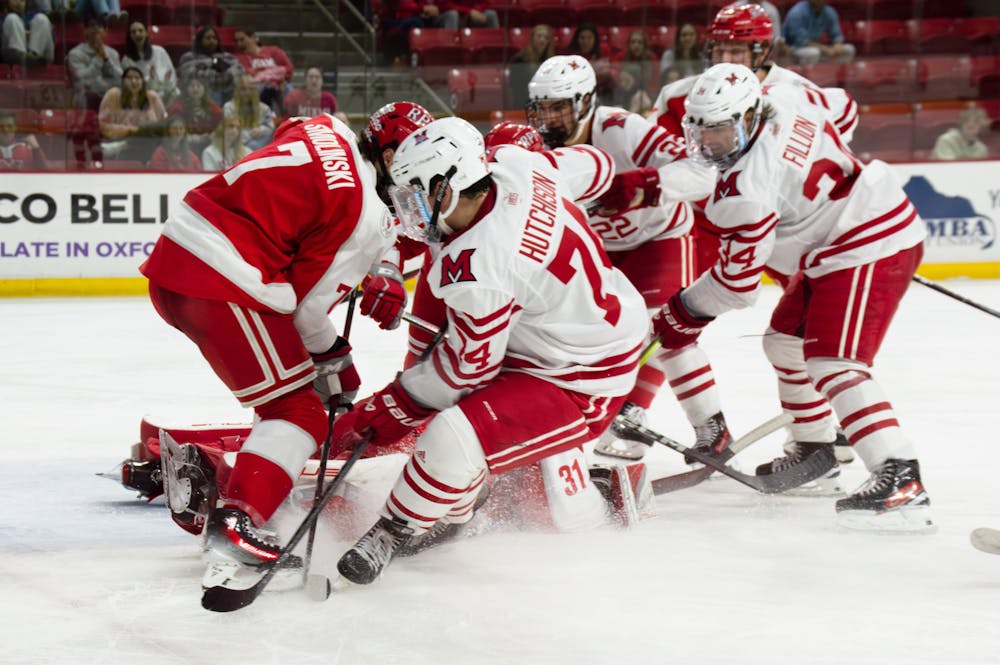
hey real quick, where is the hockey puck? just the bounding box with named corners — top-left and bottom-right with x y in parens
top-left (970, 527), bottom-right (1000, 555)
top-left (305, 574), bottom-right (332, 601)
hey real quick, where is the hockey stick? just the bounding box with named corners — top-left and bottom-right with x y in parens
top-left (911, 275), bottom-right (1000, 320)
top-left (616, 420), bottom-right (834, 494)
top-left (201, 434), bottom-right (372, 613)
top-left (651, 413), bottom-right (792, 495)
top-left (401, 310), bottom-right (449, 361)
top-left (302, 288), bottom-right (360, 583)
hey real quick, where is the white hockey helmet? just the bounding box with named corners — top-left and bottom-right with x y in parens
top-left (683, 63), bottom-right (762, 170)
top-left (388, 116), bottom-right (490, 242)
top-left (526, 55), bottom-right (597, 147)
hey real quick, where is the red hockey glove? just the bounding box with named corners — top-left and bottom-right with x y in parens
top-left (653, 290), bottom-right (714, 350)
top-left (360, 262), bottom-right (407, 330)
top-left (332, 381), bottom-right (433, 451)
top-left (311, 337), bottom-right (361, 408)
top-left (595, 167), bottom-right (661, 214)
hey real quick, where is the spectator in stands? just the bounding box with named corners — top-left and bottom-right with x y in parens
top-left (122, 20), bottom-right (178, 105)
top-left (148, 113), bottom-right (201, 170)
top-left (283, 65), bottom-right (340, 117)
top-left (507, 24), bottom-right (555, 108)
top-left (167, 76), bottom-right (222, 154)
top-left (98, 65), bottom-right (166, 162)
top-left (613, 29), bottom-right (657, 114)
top-left (782, 0), bottom-right (855, 65)
top-left (379, 0), bottom-right (452, 66)
top-left (73, 0), bottom-right (126, 26)
top-left (564, 22), bottom-right (614, 100)
top-left (441, 0), bottom-right (498, 29)
top-left (178, 26), bottom-right (244, 104)
top-left (2, 0), bottom-right (54, 66)
top-left (658, 22), bottom-right (702, 85)
top-left (223, 73), bottom-right (274, 150)
top-left (201, 112), bottom-right (248, 171)
top-left (932, 107), bottom-right (990, 161)
top-left (67, 16), bottom-right (122, 167)
top-left (233, 27), bottom-right (293, 114)
top-left (28, 0), bottom-right (68, 15)
top-left (0, 109), bottom-right (46, 169)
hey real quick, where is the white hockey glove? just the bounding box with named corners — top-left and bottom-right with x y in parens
top-left (311, 337), bottom-right (360, 408)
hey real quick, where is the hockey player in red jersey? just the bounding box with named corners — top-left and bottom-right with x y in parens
top-left (141, 112), bottom-right (410, 573)
top-left (332, 117), bottom-right (650, 584)
top-left (525, 54), bottom-right (731, 465)
top-left (658, 63), bottom-right (933, 532)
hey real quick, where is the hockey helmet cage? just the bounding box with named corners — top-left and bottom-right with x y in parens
top-left (683, 63), bottom-right (762, 170)
top-left (388, 117), bottom-right (490, 242)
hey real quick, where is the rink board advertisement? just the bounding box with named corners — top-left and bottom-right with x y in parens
top-left (1, 163), bottom-right (998, 295)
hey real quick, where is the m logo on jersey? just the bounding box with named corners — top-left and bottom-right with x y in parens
top-left (602, 113), bottom-right (628, 131)
top-left (713, 170), bottom-right (742, 203)
top-left (413, 129), bottom-right (429, 145)
top-left (440, 248), bottom-right (478, 286)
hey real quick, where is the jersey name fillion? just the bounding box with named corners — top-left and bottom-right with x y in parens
top-left (518, 170), bottom-right (559, 264)
top-left (303, 123), bottom-right (356, 191)
top-left (782, 114), bottom-right (819, 169)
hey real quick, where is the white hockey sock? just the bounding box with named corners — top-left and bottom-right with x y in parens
top-left (661, 344), bottom-right (722, 426)
top-left (763, 331), bottom-right (838, 443)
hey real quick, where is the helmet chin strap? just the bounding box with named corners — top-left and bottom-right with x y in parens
top-left (567, 91), bottom-right (596, 145)
top-left (428, 165), bottom-right (459, 239)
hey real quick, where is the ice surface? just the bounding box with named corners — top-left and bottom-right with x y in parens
top-left (2, 282), bottom-right (1000, 665)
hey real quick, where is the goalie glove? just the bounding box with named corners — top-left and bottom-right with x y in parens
top-left (595, 167), bottom-right (661, 215)
top-left (653, 290), bottom-right (714, 350)
top-left (311, 337), bottom-right (361, 408)
top-left (332, 381), bottom-right (433, 451)
top-left (360, 262), bottom-right (407, 330)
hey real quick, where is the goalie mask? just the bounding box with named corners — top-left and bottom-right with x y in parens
top-left (706, 2), bottom-right (774, 71)
top-left (526, 55), bottom-right (597, 147)
top-left (359, 101), bottom-right (435, 205)
top-left (388, 117), bottom-right (490, 243)
top-left (484, 120), bottom-right (545, 152)
top-left (683, 63), bottom-right (762, 170)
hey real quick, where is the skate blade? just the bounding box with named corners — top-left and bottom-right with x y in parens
top-left (593, 439), bottom-right (646, 461)
top-left (785, 469), bottom-right (844, 497)
top-left (836, 505), bottom-right (937, 534)
top-left (970, 528), bottom-right (1000, 555)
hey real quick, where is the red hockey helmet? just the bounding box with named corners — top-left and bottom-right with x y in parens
top-left (360, 101), bottom-right (436, 167)
top-left (360, 101), bottom-right (435, 205)
top-left (705, 3), bottom-right (774, 70)
top-left (484, 121), bottom-right (545, 153)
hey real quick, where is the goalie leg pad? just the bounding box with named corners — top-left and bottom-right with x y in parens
top-left (590, 461), bottom-right (656, 528)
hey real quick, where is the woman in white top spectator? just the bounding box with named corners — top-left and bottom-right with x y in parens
top-left (222, 73), bottom-right (274, 151)
top-left (122, 20), bottom-right (179, 105)
top-left (201, 113), bottom-right (249, 171)
top-left (659, 22), bottom-right (702, 85)
top-left (98, 65), bottom-right (167, 162)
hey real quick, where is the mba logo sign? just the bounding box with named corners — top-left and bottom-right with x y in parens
top-left (903, 175), bottom-right (996, 251)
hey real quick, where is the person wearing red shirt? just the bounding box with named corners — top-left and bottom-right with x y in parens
top-left (0, 110), bottom-right (46, 170)
top-left (233, 27), bottom-right (294, 112)
top-left (283, 65), bottom-right (339, 119)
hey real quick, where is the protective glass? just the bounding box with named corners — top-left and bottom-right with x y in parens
top-left (525, 98), bottom-right (574, 147)
top-left (388, 184), bottom-right (439, 243)
top-left (684, 117), bottom-right (748, 169)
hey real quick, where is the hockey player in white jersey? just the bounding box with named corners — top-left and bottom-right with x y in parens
top-left (526, 53), bottom-right (731, 465)
top-left (331, 117), bottom-right (650, 584)
top-left (657, 63), bottom-right (932, 531)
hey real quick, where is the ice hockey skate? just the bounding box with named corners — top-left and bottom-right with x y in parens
top-left (160, 430), bottom-right (218, 535)
top-left (594, 402), bottom-right (648, 460)
top-left (202, 507), bottom-right (303, 591)
top-left (756, 441), bottom-right (841, 495)
top-left (337, 516), bottom-right (414, 585)
top-left (683, 411), bottom-right (733, 465)
top-left (835, 459), bottom-right (935, 533)
top-left (783, 429), bottom-right (855, 465)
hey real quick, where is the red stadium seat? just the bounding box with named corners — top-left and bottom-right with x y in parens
top-left (551, 25), bottom-right (574, 52)
top-left (520, 0), bottom-right (575, 27)
top-left (971, 55), bottom-right (1000, 98)
top-left (868, 0), bottom-right (913, 21)
top-left (620, 0), bottom-right (672, 26)
top-left (646, 24), bottom-right (672, 58)
top-left (961, 16), bottom-right (1000, 54)
top-left (169, 0), bottom-right (224, 27)
top-left (14, 108), bottom-right (40, 132)
top-left (507, 26), bottom-right (532, 53)
top-left (573, 0), bottom-right (624, 27)
top-left (409, 28), bottom-right (462, 67)
top-left (492, 0), bottom-right (533, 28)
top-left (865, 20), bottom-right (915, 56)
top-left (461, 28), bottom-right (515, 65)
top-left (150, 24), bottom-right (197, 61)
top-left (674, 0), bottom-right (711, 26)
top-left (448, 65), bottom-right (505, 112)
top-left (920, 56), bottom-right (976, 101)
top-left (844, 58), bottom-right (920, 104)
top-left (120, 0), bottom-right (173, 26)
top-left (799, 61), bottom-right (846, 87)
top-left (851, 106), bottom-right (914, 161)
top-left (829, 0), bottom-right (870, 22)
top-left (916, 18), bottom-right (972, 55)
